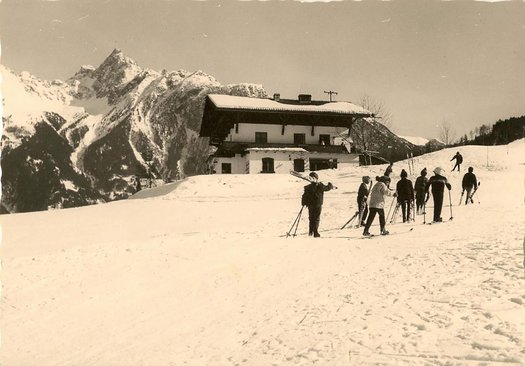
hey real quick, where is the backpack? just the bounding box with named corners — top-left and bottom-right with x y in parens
top-left (302, 184), bottom-right (319, 206)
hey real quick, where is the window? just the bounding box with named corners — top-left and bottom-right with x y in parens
top-left (293, 159), bottom-right (305, 172)
top-left (261, 158), bottom-right (274, 173)
top-left (255, 132), bottom-right (268, 144)
top-left (319, 134), bottom-right (331, 145)
top-left (309, 158), bottom-right (331, 171)
top-left (293, 133), bottom-right (306, 145)
top-left (221, 163), bottom-right (232, 174)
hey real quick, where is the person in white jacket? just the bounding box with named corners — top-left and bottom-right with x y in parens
top-left (363, 175), bottom-right (396, 236)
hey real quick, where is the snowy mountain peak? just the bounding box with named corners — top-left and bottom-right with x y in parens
top-left (90, 49), bottom-right (143, 101)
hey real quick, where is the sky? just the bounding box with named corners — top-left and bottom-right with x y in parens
top-left (0, 0), bottom-right (524, 139)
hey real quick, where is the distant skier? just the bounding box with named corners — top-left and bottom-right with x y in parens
top-left (414, 168), bottom-right (429, 214)
top-left (451, 152), bottom-right (463, 172)
top-left (395, 169), bottom-right (414, 222)
top-left (301, 172), bottom-right (334, 237)
top-left (461, 167), bottom-right (478, 205)
top-left (384, 162), bottom-right (393, 177)
top-left (425, 167), bottom-right (452, 222)
top-left (363, 175), bottom-right (396, 236)
top-left (357, 176), bottom-right (371, 226)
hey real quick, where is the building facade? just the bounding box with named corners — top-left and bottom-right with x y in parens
top-left (200, 94), bottom-right (373, 174)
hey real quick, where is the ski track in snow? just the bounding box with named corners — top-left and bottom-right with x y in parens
top-left (1, 142), bottom-right (524, 365)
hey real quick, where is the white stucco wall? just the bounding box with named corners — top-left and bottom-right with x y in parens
top-left (212, 151), bottom-right (359, 174)
top-left (246, 150), bottom-right (309, 174)
top-left (226, 123), bottom-right (346, 145)
top-left (213, 155), bottom-right (248, 174)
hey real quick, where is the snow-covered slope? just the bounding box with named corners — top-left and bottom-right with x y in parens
top-left (1, 141), bottom-right (523, 365)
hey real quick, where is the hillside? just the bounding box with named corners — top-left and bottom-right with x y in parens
top-left (349, 118), bottom-right (425, 162)
top-left (1, 49), bottom-right (267, 213)
top-left (1, 141), bottom-right (523, 365)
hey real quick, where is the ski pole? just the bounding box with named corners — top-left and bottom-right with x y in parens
top-left (386, 196), bottom-right (396, 221)
top-left (448, 189), bottom-right (453, 220)
top-left (287, 206), bottom-right (304, 237)
top-left (357, 197), bottom-right (367, 227)
top-left (292, 206), bottom-right (305, 237)
top-left (341, 211), bottom-right (359, 230)
top-left (459, 190), bottom-right (464, 206)
top-left (423, 198), bottom-right (428, 224)
top-left (390, 203), bottom-right (400, 224)
top-left (470, 182), bottom-right (481, 204)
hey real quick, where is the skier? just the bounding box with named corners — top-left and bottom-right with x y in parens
top-left (301, 172), bottom-right (334, 237)
top-left (451, 151), bottom-right (463, 172)
top-left (357, 176), bottom-right (371, 226)
top-left (414, 168), bottom-right (429, 214)
top-left (461, 167), bottom-right (478, 205)
top-left (363, 175), bottom-right (396, 236)
top-left (384, 162), bottom-right (393, 177)
top-left (425, 167), bottom-right (452, 222)
top-left (395, 169), bottom-right (414, 222)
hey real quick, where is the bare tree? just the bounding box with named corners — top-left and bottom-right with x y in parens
top-left (359, 94), bottom-right (394, 131)
top-left (348, 95), bottom-right (395, 156)
top-left (439, 119), bottom-right (456, 146)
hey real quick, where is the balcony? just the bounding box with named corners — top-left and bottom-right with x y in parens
top-left (220, 141), bottom-right (351, 154)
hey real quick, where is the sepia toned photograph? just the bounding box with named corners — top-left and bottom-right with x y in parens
top-left (0, 0), bottom-right (524, 365)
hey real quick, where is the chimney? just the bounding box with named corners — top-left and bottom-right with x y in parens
top-left (298, 94), bottom-right (312, 104)
top-left (273, 93), bottom-right (280, 102)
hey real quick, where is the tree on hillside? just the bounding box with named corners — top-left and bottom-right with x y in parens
top-left (359, 95), bottom-right (394, 131)
top-left (350, 95), bottom-right (394, 154)
top-left (439, 119), bottom-right (456, 146)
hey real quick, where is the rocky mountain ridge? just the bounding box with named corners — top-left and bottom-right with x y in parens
top-left (1, 49), bottom-right (267, 213)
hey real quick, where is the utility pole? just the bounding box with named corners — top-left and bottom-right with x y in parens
top-left (324, 90), bottom-right (338, 102)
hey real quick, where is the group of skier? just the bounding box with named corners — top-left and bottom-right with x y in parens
top-left (300, 151), bottom-right (478, 237)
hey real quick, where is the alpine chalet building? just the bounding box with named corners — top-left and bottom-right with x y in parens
top-left (199, 93), bottom-right (373, 174)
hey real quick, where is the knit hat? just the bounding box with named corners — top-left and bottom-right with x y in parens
top-left (362, 175), bottom-right (370, 183)
top-left (421, 168), bottom-right (427, 176)
top-left (378, 175), bottom-right (391, 184)
top-left (433, 167), bottom-right (444, 175)
top-left (400, 169), bottom-right (408, 178)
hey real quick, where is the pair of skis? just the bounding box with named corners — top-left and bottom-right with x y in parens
top-left (289, 170), bottom-right (338, 189)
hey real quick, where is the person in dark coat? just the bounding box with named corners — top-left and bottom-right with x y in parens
top-left (414, 168), bottom-right (429, 214)
top-left (384, 162), bottom-right (393, 177)
top-left (462, 167), bottom-right (478, 205)
top-left (302, 172), bottom-right (334, 237)
top-left (451, 152), bottom-right (463, 172)
top-left (357, 176), bottom-right (371, 226)
top-left (425, 167), bottom-right (452, 222)
top-left (395, 169), bottom-right (414, 222)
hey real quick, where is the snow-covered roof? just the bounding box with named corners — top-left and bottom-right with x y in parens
top-left (208, 94), bottom-right (372, 115)
top-left (246, 147), bottom-right (307, 152)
